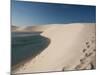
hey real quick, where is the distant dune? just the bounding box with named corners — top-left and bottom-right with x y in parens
top-left (11, 26), bottom-right (19, 31)
top-left (12, 25), bottom-right (56, 32)
top-left (12, 23), bottom-right (96, 74)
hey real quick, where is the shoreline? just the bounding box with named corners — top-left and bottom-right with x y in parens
top-left (12, 34), bottom-right (51, 70)
top-left (12, 23), bottom-right (96, 74)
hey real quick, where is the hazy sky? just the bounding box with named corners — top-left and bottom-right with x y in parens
top-left (11, 0), bottom-right (96, 26)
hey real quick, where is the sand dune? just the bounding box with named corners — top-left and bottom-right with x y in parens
top-left (12, 25), bottom-right (56, 32)
top-left (12, 23), bottom-right (96, 74)
top-left (11, 26), bottom-right (19, 31)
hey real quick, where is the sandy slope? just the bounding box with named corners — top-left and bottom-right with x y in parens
top-left (12, 23), bottom-right (96, 74)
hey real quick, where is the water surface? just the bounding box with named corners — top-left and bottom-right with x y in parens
top-left (11, 32), bottom-right (50, 66)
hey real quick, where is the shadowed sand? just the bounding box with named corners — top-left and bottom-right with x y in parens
top-left (12, 23), bottom-right (96, 74)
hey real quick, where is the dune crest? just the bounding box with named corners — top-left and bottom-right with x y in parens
top-left (12, 23), bottom-right (96, 74)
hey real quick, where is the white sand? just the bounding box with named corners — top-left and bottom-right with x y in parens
top-left (12, 23), bottom-right (96, 74)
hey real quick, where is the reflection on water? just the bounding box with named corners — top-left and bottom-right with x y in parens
top-left (11, 32), bottom-right (50, 66)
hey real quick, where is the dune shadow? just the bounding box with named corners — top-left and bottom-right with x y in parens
top-left (11, 33), bottom-right (50, 67)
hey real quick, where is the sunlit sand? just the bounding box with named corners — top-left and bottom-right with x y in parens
top-left (12, 23), bottom-right (96, 74)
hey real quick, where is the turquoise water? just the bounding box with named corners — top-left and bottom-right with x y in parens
top-left (11, 32), bottom-right (50, 66)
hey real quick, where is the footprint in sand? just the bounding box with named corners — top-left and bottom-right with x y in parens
top-left (76, 33), bottom-right (96, 70)
top-left (86, 42), bottom-right (89, 45)
top-left (93, 49), bottom-right (96, 51)
top-left (87, 45), bottom-right (90, 48)
top-left (83, 41), bottom-right (90, 53)
top-left (80, 57), bottom-right (86, 64)
top-left (83, 49), bottom-right (87, 53)
top-left (85, 52), bottom-right (93, 57)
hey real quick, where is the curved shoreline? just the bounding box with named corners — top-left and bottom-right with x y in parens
top-left (12, 34), bottom-right (51, 70)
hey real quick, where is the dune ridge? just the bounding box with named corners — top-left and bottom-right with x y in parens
top-left (12, 25), bottom-right (55, 32)
top-left (12, 23), bottom-right (96, 74)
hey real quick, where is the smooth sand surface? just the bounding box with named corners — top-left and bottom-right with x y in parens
top-left (12, 23), bottom-right (96, 74)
